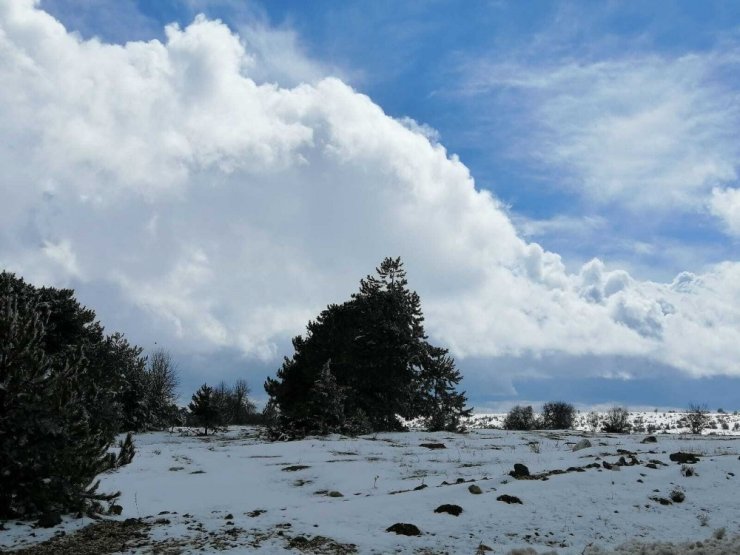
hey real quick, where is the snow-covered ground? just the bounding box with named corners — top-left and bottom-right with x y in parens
top-left (2, 423), bottom-right (739, 554)
top-left (464, 410), bottom-right (740, 436)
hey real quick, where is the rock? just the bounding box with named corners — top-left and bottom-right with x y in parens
top-left (327, 491), bottom-right (344, 497)
top-left (386, 523), bottom-right (421, 536)
top-left (645, 463), bottom-right (658, 469)
top-left (109, 505), bottom-right (123, 516)
top-left (669, 452), bottom-right (700, 464)
top-left (572, 439), bottom-right (592, 451)
top-left (434, 504), bottom-right (463, 516)
top-left (224, 513), bottom-right (234, 519)
top-left (37, 511), bottom-right (62, 528)
top-left (468, 484), bottom-right (483, 494)
top-left (509, 463), bottom-right (530, 478)
top-left (641, 435), bottom-right (658, 443)
top-left (419, 443), bottom-right (446, 450)
top-left (497, 494), bottom-right (523, 504)
top-left (413, 484), bottom-right (427, 491)
top-left (650, 496), bottom-right (672, 505)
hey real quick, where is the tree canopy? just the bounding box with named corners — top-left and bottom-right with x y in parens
top-left (264, 257), bottom-right (470, 437)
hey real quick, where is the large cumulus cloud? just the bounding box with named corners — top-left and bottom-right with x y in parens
top-left (1, 1), bottom-right (738, 383)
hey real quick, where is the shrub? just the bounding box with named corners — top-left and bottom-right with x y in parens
top-left (670, 488), bottom-right (685, 503)
top-left (601, 406), bottom-right (631, 433)
top-left (686, 403), bottom-right (709, 434)
top-left (540, 401), bottom-right (575, 430)
top-left (586, 411), bottom-right (601, 433)
top-left (503, 405), bottom-right (536, 431)
top-left (681, 464), bottom-right (696, 477)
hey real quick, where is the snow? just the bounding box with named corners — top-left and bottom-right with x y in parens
top-left (462, 410), bottom-right (740, 436)
top-left (1, 422), bottom-right (739, 553)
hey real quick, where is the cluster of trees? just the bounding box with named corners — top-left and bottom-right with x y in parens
top-left (188, 379), bottom-right (258, 435)
top-left (1, 257), bottom-right (471, 519)
top-left (503, 402), bottom-right (576, 431)
top-left (264, 257), bottom-right (471, 438)
top-left (0, 272), bottom-right (141, 520)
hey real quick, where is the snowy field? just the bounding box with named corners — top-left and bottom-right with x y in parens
top-left (2, 418), bottom-right (739, 554)
top-left (463, 410), bottom-right (740, 436)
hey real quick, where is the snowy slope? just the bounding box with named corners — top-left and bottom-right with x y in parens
top-left (2, 426), bottom-right (738, 554)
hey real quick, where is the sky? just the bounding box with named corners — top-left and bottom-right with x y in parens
top-left (1, 0), bottom-right (739, 411)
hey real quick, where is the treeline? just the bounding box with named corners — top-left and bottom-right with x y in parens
top-left (186, 379), bottom-right (260, 435)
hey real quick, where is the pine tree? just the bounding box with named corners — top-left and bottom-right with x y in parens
top-left (419, 347), bottom-right (471, 432)
top-left (0, 272), bottom-right (127, 518)
top-left (189, 384), bottom-right (219, 436)
top-left (264, 257), bottom-right (471, 437)
top-left (103, 333), bottom-right (151, 432)
top-left (308, 361), bottom-right (346, 435)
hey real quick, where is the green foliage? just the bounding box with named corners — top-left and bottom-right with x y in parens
top-left (503, 405), bottom-right (536, 430)
top-left (0, 272), bottom-right (132, 518)
top-left (540, 401), bottom-right (576, 430)
top-left (264, 257), bottom-right (470, 437)
top-left (189, 384), bottom-right (220, 435)
top-left (308, 361), bottom-right (347, 435)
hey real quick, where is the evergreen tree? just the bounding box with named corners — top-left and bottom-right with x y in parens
top-left (264, 257), bottom-right (471, 437)
top-left (105, 333), bottom-right (150, 432)
top-left (419, 347), bottom-right (471, 431)
top-left (0, 272), bottom-right (126, 518)
top-left (189, 384), bottom-right (219, 435)
top-left (308, 361), bottom-right (346, 435)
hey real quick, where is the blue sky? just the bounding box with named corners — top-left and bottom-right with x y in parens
top-left (2, 1), bottom-right (739, 410)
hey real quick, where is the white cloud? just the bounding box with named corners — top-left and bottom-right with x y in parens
top-left (0, 2), bottom-right (739, 384)
top-left (461, 49), bottom-right (740, 222)
top-left (710, 187), bottom-right (740, 237)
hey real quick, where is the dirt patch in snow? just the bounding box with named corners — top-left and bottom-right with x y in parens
top-left (7, 518), bottom-right (151, 555)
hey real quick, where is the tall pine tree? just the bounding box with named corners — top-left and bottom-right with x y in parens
top-left (264, 257), bottom-right (470, 436)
